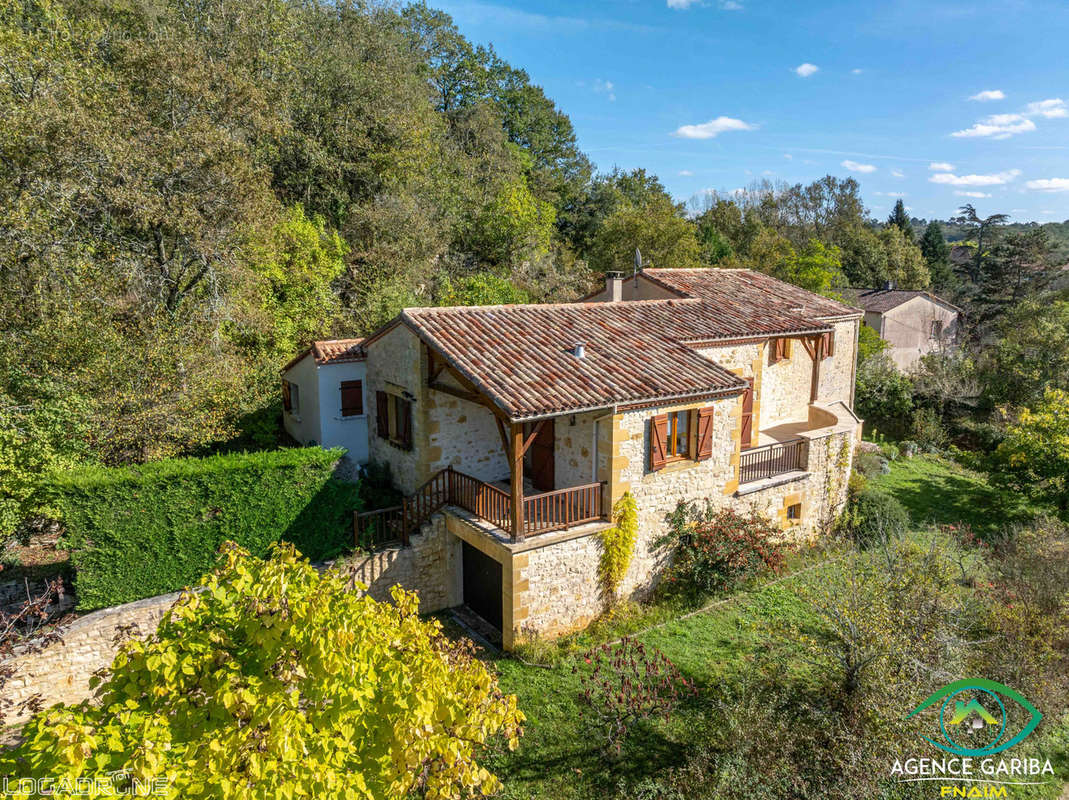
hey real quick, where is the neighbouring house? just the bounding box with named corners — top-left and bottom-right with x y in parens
top-left (851, 285), bottom-right (961, 372)
top-left (294, 268), bottom-right (864, 649)
top-left (280, 338), bottom-right (369, 465)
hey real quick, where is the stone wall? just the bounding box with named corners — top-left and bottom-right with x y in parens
top-left (553, 411), bottom-right (602, 491)
top-left (818, 319), bottom-right (860, 407)
top-left (426, 383), bottom-right (508, 484)
top-left (3, 591), bottom-right (180, 726)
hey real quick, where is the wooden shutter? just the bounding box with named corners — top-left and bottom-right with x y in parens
top-left (281, 380), bottom-right (292, 412)
top-left (649, 414), bottom-right (668, 471)
top-left (695, 407), bottom-right (715, 461)
top-left (375, 391), bottom-right (389, 439)
top-left (824, 331), bottom-right (835, 358)
top-left (340, 380), bottom-right (363, 417)
top-left (399, 399), bottom-right (413, 450)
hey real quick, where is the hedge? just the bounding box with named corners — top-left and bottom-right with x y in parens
top-left (54, 447), bottom-right (360, 610)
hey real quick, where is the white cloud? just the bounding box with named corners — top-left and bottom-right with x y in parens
top-left (667, 0), bottom-right (700, 8)
top-left (674, 116), bottom-right (757, 139)
top-left (841, 159), bottom-right (877, 173)
top-left (891, 168), bottom-right (905, 178)
top-left (955, 191), bottom-right (991, 198)
top-left (969, 89), bottom-right (1005, 102)
top-left (592, 78), bottom-right (615, 101)
top-left (719, 0), bottom-right (744, 9)
top-left (929, 169), bottom-right (1021, 187)
top-left (794, 63), bottom-right (819, 78)
top-left (1025, 98), bottom-right (1068, 119)
top-left (1025, 178), bottom-right (1069, 192)
top-left (783, 153), bottom-right (793, 160)
top-left (678, 169), bottom-right (694, 176)
top-left (929, 162), bottom-right (955, 171)
top-left (874, 191), bottom-right (907, 197)
top-left (851, 68), bottom-right (864, 75)
top-left (951, 114), bottom-right (1036, 139)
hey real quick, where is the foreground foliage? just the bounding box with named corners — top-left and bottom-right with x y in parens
top-left (3, 543), bottom-right (524, 799)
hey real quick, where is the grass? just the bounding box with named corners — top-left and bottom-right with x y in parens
top-left (478, 454), bottom-right (1067, 799)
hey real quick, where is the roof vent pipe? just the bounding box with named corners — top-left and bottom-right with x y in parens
top-left (573, 342), bottom-right (586, 358)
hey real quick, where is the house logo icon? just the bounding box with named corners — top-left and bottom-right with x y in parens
top-left (905, 678), bottom-right (1042, 757)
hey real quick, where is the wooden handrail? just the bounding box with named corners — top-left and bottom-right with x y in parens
top-left (739, 438), bottom-right (806, 484)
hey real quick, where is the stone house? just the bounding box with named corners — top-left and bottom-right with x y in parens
top-left (852, 286), bottom-right (961, 372)
top-left (320, 268), bottom-right (863, 649)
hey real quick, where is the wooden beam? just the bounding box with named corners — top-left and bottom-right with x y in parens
top-left (494, 417), bottom-right (510, 459)
top-left (510, 422), bottom-right (525, 542)
top-left (429, 381), bottom-right (489, 407)
top-left (518, 419), bottom-right (547, 459)
top-left (810, 345), bottom-right (821, 402)
top-left (427, 362), bottom-right (510, 421)
top-left (426, 347), bottom-right (446, 385)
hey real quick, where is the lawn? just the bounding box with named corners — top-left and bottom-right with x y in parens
top-left (481, 455), bottom-right (1068, 799)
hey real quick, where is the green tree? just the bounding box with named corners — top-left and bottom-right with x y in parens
top-left (855, 354), bottom-right (913, 435)
top-left (589, 193), bottom-right (700, 273)
top-left (951, 204), bottom-right (1009, 285)
top-left (4, 543), bottom-right (524, 798)
top-left (981, 297), bottom-right (1069, 407)
top-left (438, 271), bottom-right (530, 306)
top-left (857, 323), bottom-right (889, 366)
top-left (886, 199), bottom-right (914, 242)
top-left (983, 228), bottom-right (1053, 308)
top-left (991, 389), bottom-right (1069, 510)
top-left (919, 221), bottom-right (954, 292)
top-left (877, 226), bottom-right (930, 289)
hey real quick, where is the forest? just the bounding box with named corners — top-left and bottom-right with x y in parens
top-left (2, 0), bottom-right (1068, 541)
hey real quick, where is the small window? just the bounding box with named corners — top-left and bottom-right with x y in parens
top-left (340, 380), bottom-right (363, 417)
top-left (283, 381), bottom-right (300, 415)
top-left (930, 320), bottom-right (944, 340)
top-left (667, 410), bottom-right (690, 459)
top-left (786, 503), bottom-right (802, 521)
top-left (376, 390), bottom-right (413, 450)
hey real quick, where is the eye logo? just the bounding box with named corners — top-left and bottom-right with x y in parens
top-left (906, 678), bottom-right (1042, 757)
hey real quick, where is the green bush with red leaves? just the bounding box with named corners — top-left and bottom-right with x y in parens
top-left (658, 501), bottom-right (787, 598)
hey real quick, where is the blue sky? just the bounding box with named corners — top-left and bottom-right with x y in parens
top-left (433, 0), bottom-right (1069, 223)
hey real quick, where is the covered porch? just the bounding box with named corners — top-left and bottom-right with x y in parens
top-left (739, 401), bottom-right (861, 487)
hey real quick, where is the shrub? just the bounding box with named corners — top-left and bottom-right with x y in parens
top-left (855, 353), bottom-right (913, 436)
top-left (878, 442), bottom-right (900, 462)
top-left (575, 637), bottom-right (694, 756)
top-left (53, 447), bottom-right (359, 609)
top-left (358, 460), bottom-right (403, 511)
top-left (898, 439), bottom-right (919, 458)
top-left (853, 449), bottom-right (885, 479)
top-left (909, 407), bottom-right (948, 451)
top-left (846, 489), bottom-right (908, 549)
top-left (4, 543), bottom-right (524, 798)
top-left (659, 501), bottom-right (786, 597)
top-left (598, 492), bottom-right (638, 603)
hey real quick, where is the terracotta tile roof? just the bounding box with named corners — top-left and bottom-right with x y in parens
top-left (281, 338), bottom-right (366, 373)
top-left (850, 288), bottom-right (961, 314)
top-left (639, 268), bottom-right (862, 321)
top-left (402, 302), bottom-right (750, 420)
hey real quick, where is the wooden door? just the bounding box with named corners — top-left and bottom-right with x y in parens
top-left (740, 379), bottom-right (754, 449)
top-left (529, 419), bottom-right (555, 492)
top-left (462, 542), bottom-right (502, 630)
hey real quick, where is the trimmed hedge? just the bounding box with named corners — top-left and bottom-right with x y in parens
top-left (54, 448), bottom-right (360, 610)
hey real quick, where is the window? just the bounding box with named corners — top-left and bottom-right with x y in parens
top-left (649, 406), bottom-right (715, 471)
top-left (786, 502), bottom-right (802, 521)
top-left (769, 337), bottom-right (791, 364)
top-left (376, 390), bottom-right (412, 450)
top-left (282, 381), bottom-right (300, 415)
top-left (340, 380), bottom-right (363, 417)
top-left (930, 320), bottom-right (944, 340)
top-left (667, 410), bottom-right (689, 459)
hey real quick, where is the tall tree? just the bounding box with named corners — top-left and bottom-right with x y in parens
top-left (951, 204), bottom-right (1009, 285)
top-left (887, 199), bottom-right (914, 242)
top-left (919, 221), bottom-right (953, 292)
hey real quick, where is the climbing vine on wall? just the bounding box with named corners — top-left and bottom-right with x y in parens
top-left (598, 492), bottom-right (638, 603)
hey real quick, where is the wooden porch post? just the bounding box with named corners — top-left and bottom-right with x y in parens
top-left (510, 422), bottom-right (525, 542)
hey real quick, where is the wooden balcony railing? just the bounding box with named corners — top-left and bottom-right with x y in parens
top-left (354, 466), bottom-right (607, 547)
top-left (523, 482), bottom-right (605, 538)
top-left (739, 438), bottom-right (807, 485)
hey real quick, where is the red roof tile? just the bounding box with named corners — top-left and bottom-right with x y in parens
top-left (282, 338), bottom-right (366, 373)
top-left (850, 288), bottom-right (961, 314)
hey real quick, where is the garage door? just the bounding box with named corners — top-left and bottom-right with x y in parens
top-left (462, 541), bottom-right (502, 631)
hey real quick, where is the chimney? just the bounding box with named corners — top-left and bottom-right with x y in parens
top-left (606, 271), bottom-right (624, 302)
top-left (572, 342), bottom-right (586, 358)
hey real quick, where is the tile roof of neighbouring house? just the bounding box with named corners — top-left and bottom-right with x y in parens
top-left (638, 268), bottom-right (863, 321)
top-left (401, 301), bottom-right (762, 420)
top-left (281, 338), bottom-right (366, 373)
top-left (850, 288), bottom-right (962, 314)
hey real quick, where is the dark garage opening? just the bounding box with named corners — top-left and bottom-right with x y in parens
top-left (462, 541), bottom-right (503, 631)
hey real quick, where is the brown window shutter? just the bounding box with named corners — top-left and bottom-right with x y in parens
top-left (768, 339), bottom-right (779, 365)
top-left (696, 407), bottom-right (715, 460)
top-left (340, 380), bottom-right (363, 417)
top-left (375, 391), bottom-right (389, 439)
top-left (824, 331), bottom-right (835, 358)
top-left (400, 400), bottom-right (413, 450)
top-left (281, 380), bottom-right (292, 412)
top-left (650, 414), bottom-right (668, 471)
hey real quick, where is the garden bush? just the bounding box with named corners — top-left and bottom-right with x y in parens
top-left (53, 447), bottom-right (359, 609)
top-left (853, 449), bottom-right (885, 479)
top-left (658, 501), bottom-right (786, 597)
top-left (846, 488), bottom-right (908, 549)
